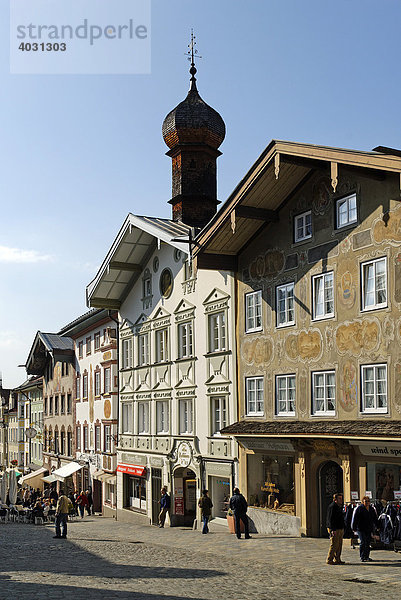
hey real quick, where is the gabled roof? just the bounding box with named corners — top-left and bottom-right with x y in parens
top-left (25, 332), bottom-right (74, 376)
top-left (86, 213), bottom-right (191, 310)
top-left (194, 139), bottom-right (401, 266)
top-left (13, 376), bottom-right (43, 392)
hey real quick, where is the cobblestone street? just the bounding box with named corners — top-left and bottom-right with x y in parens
top-left (1, 514), bottom-right (400, 599)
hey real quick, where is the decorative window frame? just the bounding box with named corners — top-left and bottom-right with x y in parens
top-left (245, 376), bottom-right (264, 417)
top-left (245, 290), bottom-right (263, 333)
top-left (275, 374), bottom-right (296, 416)
top-left (361, 256), bottom-right (387, 312)
top-left (336, 192), bottom-right (357, 229)
top-left (276, 282), bottom-right (295, 327)
top-left (311, 370), bottom-right (336, 416)
top-left (312, 271), bottom-right (335, 320)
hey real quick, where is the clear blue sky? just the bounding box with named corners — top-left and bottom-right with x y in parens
top-left (1, 0), bottom-right (401, 387)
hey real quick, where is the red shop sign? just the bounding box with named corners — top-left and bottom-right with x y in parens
top-left (174, 497), bottom-right (184, 515)
top-left (117, 464), bottom-right (146, 477)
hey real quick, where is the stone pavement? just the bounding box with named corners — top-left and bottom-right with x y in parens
top-left (0, 513), bottom-right (400, 599)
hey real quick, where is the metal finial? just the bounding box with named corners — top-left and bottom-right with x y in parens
top-left (185, 29), bottom-right (202, 89)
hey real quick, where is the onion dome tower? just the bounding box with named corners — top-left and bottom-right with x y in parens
top-left (162, 34), bottom-right (225, 228)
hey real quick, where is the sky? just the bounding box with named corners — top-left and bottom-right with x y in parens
top-left (1, 0), bottom-right (401, 388)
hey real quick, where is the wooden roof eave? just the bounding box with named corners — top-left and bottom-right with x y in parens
top-left (194, 139), bottom-right (401, 259)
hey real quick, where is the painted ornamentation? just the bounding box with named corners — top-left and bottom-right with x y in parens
top-left (312, 177), bottom-right (331, 215)
top-left (373, 205), bottom-right (401, 245)
top-left (337, 260), bottom-right (357, 309)
top-left (339, 360), bottom-right (358, 412)
top-left (335, 319), bottom-right (380, 356)
top-left (242, 337), bottom-right (273, 367)
top-left (395, 363), bottom-right (401, 415)
top-left (284, 329), bottom-right (322, 361)
top-left (249, 249), bottom-right (285, 282)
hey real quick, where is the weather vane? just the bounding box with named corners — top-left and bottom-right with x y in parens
top-left (186, 29), bottom-right (202, 67)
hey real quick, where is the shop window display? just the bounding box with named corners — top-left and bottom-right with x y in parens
top-left (247, 454), bottom-right (295, 512)
top-left (366, 463), bottom-right (401, 502)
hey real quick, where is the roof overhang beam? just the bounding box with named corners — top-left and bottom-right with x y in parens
top-left (197, 253), bottom-right (237, 271)
top-left (234, 206), bottom-right (279, 222)
top-left (88, 298), bottom-right (121, 310)
top-left (109, 261), bottom-right (142, 272)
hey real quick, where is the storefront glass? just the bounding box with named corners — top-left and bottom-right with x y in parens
top-left (208, 475), bottom-right (230, 518)
top-left (247, 454), bottom-right (294, 509)
top-left (124, 475), bottom-right (146, 511)
top-left (366, 462), bottom-right (401, 501)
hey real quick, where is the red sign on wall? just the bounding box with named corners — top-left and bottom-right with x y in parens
top-left (116, 464), bottom-right (146, 477)
top-left (174, 497), bottom-right (184, 515)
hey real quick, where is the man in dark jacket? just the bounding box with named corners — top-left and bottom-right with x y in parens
top-left (229, 487), bottom-right (251, 539)
top-left (351, 496), bottom-right (379, 562)
top-left (326, 493), bottom-right (345, 564)
top-left (158, 487), bottom-right (170, 528)
top-left (198, 489), bottom-right (213, 534)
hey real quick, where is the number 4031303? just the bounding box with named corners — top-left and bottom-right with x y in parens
top-left (19, 42), bottom-right (67, 51)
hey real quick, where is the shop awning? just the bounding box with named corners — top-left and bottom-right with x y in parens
top-left (53, 461), bottom-right (83, 481)
top-left (104, 474), bottom-right (116, 485)
top-left (20, 467), bottom-right (47, 485)
top-left (117, 464), bottom-right (146, 476)
top-left (42, 474), bottom-right (57, 484)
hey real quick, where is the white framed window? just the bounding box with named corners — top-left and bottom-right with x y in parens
top-left (294, 210), bottom-right (312, 242)
top-left (94, 371), bottom-right (101, 397)
top-left (121, 338), bottom-right (132, 369)
top-left (104, 367), bottom-right (111, 394)
top-left (156, 401), bottom-right (169, 434)
top-left (276, 375), bottom-right (296, 416)
top-left (138, 402), bottom-right (149, 434)
top-left (138, 333), bottom-right (149, 366)
top-left (361, 364), bottom-right (387, 413)
top-left (361, 257), bottom-right (387, 311)
top-left (245, 377), bottom-right (264, 416)
top-left (155, 328), bottom-right (169, 362)
top-left (208, 311), bottom-right (227, 352)
top-left (245, 290), bottom-right (262, 332)
top-left (95, 425), bottom-right (101, 452)
top-left (82, 374), bottom-right (88, 399)
top-left (76, 376), bottom-right (80, 400)
top-left (276, 283), bottom-right (295, 327)
top-left (312, 272), bottom-right (334, 320)
top-left (122, 402), bottom-right (133, 434)
top-left (104, 424), bottom-right (112, 453)
top-left (211, 396), bottom-right (227, 434)
top-left (179, 399), bottom-right (193, 434)
top-left (76, 426), bottom-right (81, 451)
top-left (83, 426), bottom-right (89, 451)
top-left (178, 321), bottom-right (193, 359)
top-left (312, 370), bottom-right (336, 415)
top-left (336, 193), bottom-right (357, 228)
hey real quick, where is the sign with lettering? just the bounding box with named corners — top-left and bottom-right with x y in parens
top-left (353, 442), bottom-right (401, 458)
top-left (393, 490), bottom-right (401, 500)
top-left (239, 438), bottom-right (294, 452)
top-left (117, 464), bottom-right (146, 477)
top-left (351, 491), bottom-right (359, 500)
top-left (177, 442), bottom-right (192, 467)
top-left (365, 491), bottom-right (372, 499)
top-left (175, 497), bottom-right (184, 515)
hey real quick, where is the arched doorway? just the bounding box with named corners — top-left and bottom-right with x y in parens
top-left (173, 467), bottom-right (197, 527)
top-left (318, 461), bottom-right (343, 537)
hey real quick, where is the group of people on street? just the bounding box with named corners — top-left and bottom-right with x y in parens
top-left (158, 485), bottom-right (251, 539)
top-left (326, 492), bottom-right (379, 564)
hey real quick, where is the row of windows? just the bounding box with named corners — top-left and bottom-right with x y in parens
top-left (44, 394), bottom-right (72, 416)
top-left (77, 328), bottom-right (116, 359)
top-left (43, 430), bottom-right (73, 456)
top-left (245, 364), bottom-right (388, 417)
top-left (245, 256), bottom-right (387, 332)
top-left (76, 367), bottom-right (112, 400)
top-left (121, 311), bottom-right (227, 369)
top-left (294, 193), bottom-right (357, 243)
top-left (76, 424), bottom-right (113, 454)
top-left (121, 396), bottom-right (227, 437)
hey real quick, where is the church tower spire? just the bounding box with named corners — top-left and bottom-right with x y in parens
top-left (162, 32), bottom-right (226, 229)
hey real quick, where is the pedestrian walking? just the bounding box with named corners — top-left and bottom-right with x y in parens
top-left (158, 487), bottom-right (170, 528)
top-left (85, 489), bottom-right (93, 515)
top-left (326, 493), bottom-right (345, 564)
top-left (198, 489), bottom-right (213, 534)
top-left (229, 487), bottom-right (251, 539)
top-left (76, 491), bottom-right (89, 518)
top-left (54, 489), bottom-right (72, 539)
top-left (351, 495), bottom-right (379, 562)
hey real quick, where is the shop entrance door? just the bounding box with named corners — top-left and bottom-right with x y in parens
top-left (151, 468), bottom-right (162, 525)
top-left (318, 461), bottom-right (343, 537)
top-left (93, 479), bottom-right (102, 513)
